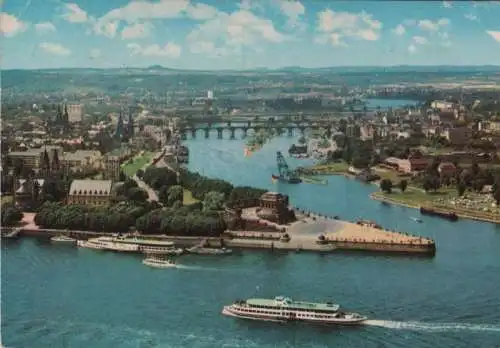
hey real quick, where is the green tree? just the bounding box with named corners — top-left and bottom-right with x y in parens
top-left (398, 179), bottom-right (408, 193)
top-left (166, 185), bottom-right (184, 206)
top-left (203, 191), bottom-right (225, 211)
top-left (380, 179), bottom-right (393, 194)
top-left (127, 187), bottom-right (148, 202)
top-left (457, 182), bottom-right (466, 197)
top-left (1, 205), bottom-right (23, 226)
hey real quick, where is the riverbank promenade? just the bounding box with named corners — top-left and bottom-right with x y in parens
top-left (229, 209), bottom-right (436, 256)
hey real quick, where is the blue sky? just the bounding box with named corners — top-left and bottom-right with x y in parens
top-left (2, 0), bottom-right (500, 70)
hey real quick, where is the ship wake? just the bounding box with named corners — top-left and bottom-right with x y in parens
top-left (363, 320), bottom-right (500, 333)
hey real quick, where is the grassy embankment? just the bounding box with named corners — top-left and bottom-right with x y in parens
top-left (121, 152), bottom-right (154, 177)
top-left (308, 161), bottom-right (500, 222)
top-left (183, 189), bottom-right (199, 205)
top-left (372, 188), bottom-right (500, 223)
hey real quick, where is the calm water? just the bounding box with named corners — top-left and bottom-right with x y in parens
top-left (2, 134), bottom-right (500, 348)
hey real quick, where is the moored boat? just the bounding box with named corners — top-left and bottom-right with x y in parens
top-left (50, 235), bottom-right (77, 244)
top-left (77, 239), bottom-right (108, 250)
top-left (187, 246), bottom-right (232, 255)
top-left (222, 296), bottom-right (367, 325)
top-left (419, 207), bottom-right (458, 221)
top-left (138, 245), bottom-right (184, 255)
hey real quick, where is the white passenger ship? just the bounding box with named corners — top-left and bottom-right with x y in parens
top-left (77, 238), bottom-right (138, 252)
top-left (222, 296), bottom-right (367, 325)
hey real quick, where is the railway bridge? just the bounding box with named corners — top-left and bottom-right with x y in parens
top-left (176, 119), bottom-right (339, 140)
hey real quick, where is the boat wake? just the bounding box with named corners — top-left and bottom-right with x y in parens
top-left (175, 265), bottom-right (222, 272)
top-left (363, 320), bottom-right (500, 333)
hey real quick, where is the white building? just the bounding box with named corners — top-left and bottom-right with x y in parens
top-left (68, 104), bottom-right (83, 123)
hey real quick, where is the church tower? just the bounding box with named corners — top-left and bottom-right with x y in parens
top-left (115, 110), bottom-right (124, 141)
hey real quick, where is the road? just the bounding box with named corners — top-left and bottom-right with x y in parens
top-left (131, 153), bottom-right (161, 202)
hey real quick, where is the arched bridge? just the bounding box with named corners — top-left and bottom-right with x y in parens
top-left (176, 119), bottom-right (338, 140)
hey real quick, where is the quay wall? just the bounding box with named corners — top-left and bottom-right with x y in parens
top-left (20, 228), bottom-right (224, 247)
top-left (331, 241), bottom-right (435, 255)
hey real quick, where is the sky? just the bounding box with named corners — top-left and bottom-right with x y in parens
top-left (2, 0), bottom-right (500, 70)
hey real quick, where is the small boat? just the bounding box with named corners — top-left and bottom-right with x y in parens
top-left (410, 217), bottom-right (423, 223)
top-left (222, 296), bottom-right (367, 325)
top-left (51, 235), bottom-right (77, 244)
top-left (142, 257), bottom-right (177, 269)
top-left (187, 247), bottom-right (233, 255)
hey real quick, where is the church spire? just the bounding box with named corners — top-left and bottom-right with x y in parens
top-left (115, 110), bottom-right (124, 140)
top-left (64, 104), bottom-right (69, 123)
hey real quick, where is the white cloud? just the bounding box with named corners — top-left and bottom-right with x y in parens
top-left (408, 44), bottom-right (417, 53)
top-left (127, 42), bottom-right (182, 58)
top-left (392, 24), bottom-right (405, 36)
top-left (39, 42), bottom-right (71, 56)
top-left (279, 1), bottom-right (306, 30)
top-left (186, 3), bottom-right (219, 20)
top-left (62, 3), bottom-right (89, 23)
top-left (0, 12), bottom-right (27, 37)
top-left (486, 30), bottom-right (500, 42)
top-left (187, 9), bottom-right (286, 56)
top-left (121, 22), bottom-right (152, 39)
top-left (316, 9), bottom-right (382, 45)
top-left (442, 1), bottom-right (452, 8)
top-left (98, 0), bottom-right (189, 23)
top-left (412, 36), bottom-right (428, 45)
top-left (94, 21), bottom-right (118, 38)
top-left (464, 13), bottom-right (478, 21)
top-left (90, 48), bottom-right (101, 59)
top-left (418, 18), bottom-right (450, 32)
top-left (35, 22), bottom-right (56, 34)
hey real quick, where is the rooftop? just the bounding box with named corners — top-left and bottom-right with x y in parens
top-left (69, 180), bottom-right (113, 196)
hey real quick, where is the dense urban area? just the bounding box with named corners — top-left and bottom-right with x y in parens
top-left (2, 66), bottom-right (500, 235)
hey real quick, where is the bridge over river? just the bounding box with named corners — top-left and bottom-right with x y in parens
top-left (177, 119), bottom-right (340, 139)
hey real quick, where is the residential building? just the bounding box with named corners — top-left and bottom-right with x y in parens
top-left (7, 146), bottom-right (63, 173)
top-left (438, 162), bottom-right (457, 178)
top-left (67, 180), bottom-right (113, 206)
top-left (345, 124), bottom-right (361, 138)
top-left (67, 104), bottom-right (83, 123)
top-left (384, 156), bottom-right (429, 174)
top-left (104, 155), bottom-right (121, 182)
top-left (62, 150), bottom-right (103, 173)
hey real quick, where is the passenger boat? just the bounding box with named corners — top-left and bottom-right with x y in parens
top-left (138, 245), bottom-right (184, 255)
top-left (77, 239), bottom-right (108, 250)
top-left (96, 236), bottom-right (181, 254)
top-left (222, 296), bottom-right (367, 325)
top-left (50, 235), bottom-right (77, 244)
top-left (410, 217), bottom-right (423, 223)
top-left (78, 238), bottom-right (139, 252)
top-left (186, 246), bottom-right (232, 255)
top-left (142, 257), bottom-right (177, 269)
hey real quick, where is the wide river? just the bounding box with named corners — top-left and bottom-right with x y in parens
top-left (2, 133), bottom-right (500, 348)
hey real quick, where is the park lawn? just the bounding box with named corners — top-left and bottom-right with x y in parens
top-left (372, 167), bottom-right (411, 183)
top-left (375, 186), bottom-right (456, 207)
top-left (121, 152), bottom-right (154, 177)
top-left (183, 189), bottom-right (199, 205)
top-left (311, 161), bottom-right (350, 173)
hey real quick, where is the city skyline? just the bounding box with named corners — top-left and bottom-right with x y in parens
top-left (2, 0), bottom-right (500, 70)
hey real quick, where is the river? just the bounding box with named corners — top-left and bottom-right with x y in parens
top-left (2, 134), bottom-right (500, 348)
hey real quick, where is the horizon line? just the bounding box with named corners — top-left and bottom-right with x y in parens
top-left (3, 64), bottom-right (500, 72)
